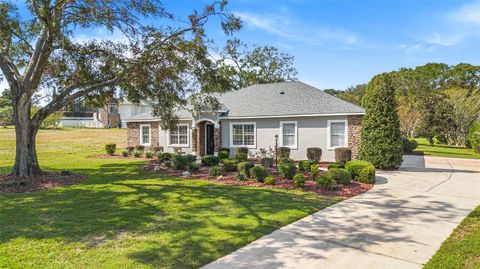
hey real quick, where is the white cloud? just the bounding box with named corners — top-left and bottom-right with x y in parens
top-left (450, 0), bottom-right (480, 24)
top-left (236, 11), bottom-right (360, 46)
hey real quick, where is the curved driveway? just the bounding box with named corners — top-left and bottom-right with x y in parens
top-left (203, 155), bottom-right (480, 269)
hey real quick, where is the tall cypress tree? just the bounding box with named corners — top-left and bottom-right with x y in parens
top-left (359, 73), bottom-right (403, 169)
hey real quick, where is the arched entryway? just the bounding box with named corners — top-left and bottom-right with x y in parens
top-left (192, 119), bottom-right (221, 157)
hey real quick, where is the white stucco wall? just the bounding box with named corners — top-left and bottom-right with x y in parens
top-left (220, 115), bottom-right (349, 162)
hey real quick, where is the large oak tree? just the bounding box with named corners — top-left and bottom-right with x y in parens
top-left (0, 0), bottom-right (241, 176)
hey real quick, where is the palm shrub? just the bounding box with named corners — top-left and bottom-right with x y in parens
top-left (234, 172), bottom-right (247, 181)
top-left (121, 150), bottom-right (128, 157)
top-left (218, 150), bottom-right (229, 160)
top-left (468, 121), bottom-right (480, 153)
top-left (335, 147), bottom-right (351, 163)
top-left (237, 162), bottom-right (255, 177)
top-left (250, 166), bottom-right (268, 182)
top-left (310, 164), bottom-right (319, 178)
top-left (145, 151), bottom-right (153, 158)
top-left (202, 155), bottom-right (220, 166)
top-left (326, 168), bottom-right (351, 185)
top-left (222, 159), bottom-right (238, 172)
top-left (208, 166), bottom-right (223, 177)
top-left (126, 146), bottom-right (134, 154)
top-left (293, 173), bottom-right (305, 187)
top-left (316, 174), bottom-right (336, 190)
top-left (359, 73), bottom-right (403, 169)
top-left (345, 160), bottom-right (376, 183)
top-left (401, 137), bottom-right (418, 154)
top-left (105, 143), bottom-right (116, 155)
top-left (278, 162), bottom-right (296, 179)
top-left (306, 147), bottom-right (322, 162)
top-left (299, 160), bottom-right (315, 172)
top-left (277, 147), bottom-right (291, 159)
top-left (187, 162), bottom-right (200, 172)
top-left (133, 150), bottom-right (141, 158)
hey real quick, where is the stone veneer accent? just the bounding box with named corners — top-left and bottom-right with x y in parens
top-left (348, 115), bottom-right (363, 159)
top-left (126, 121), bottom-right (159, 150)
top-left (214, 123), bottom-right (221, 153)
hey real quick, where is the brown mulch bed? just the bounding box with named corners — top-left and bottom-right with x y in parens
top-left (144, 160), bottom-right (373, 198)
top-left (0, 172), bottom-right (86, 194)
top-left (88, 154), bottom-right (152, 160)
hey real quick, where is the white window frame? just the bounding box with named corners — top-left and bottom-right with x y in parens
top-left (167, 123), bottom-right (190, 148)
top-left (279, 121), bottom-right (298, 149)
top-left (140, 124), bottom-right (151, 146)
top-left (327, 119), bottom-right (348, 150)
top-left (229, 122), bottom-right (257, 148)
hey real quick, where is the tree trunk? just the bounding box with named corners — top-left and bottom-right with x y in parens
top-left (11, 98), bottom-right (42, 177)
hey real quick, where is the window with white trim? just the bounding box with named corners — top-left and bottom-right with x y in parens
top-left (328, 120), bottom-right (347, 148)
top-left (280, 121), bottom-right (297, 148)
top-left (169, 124), bottom-right (189, 146)
top-left (140, 124), bottom-right (151, 145)
top-left (231, 123), bottom-right (255, 147)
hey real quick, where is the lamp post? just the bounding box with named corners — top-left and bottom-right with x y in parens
top-left (275, 134), bottom-right (279, 170)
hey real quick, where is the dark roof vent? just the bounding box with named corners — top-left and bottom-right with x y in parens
top-left (279, 91), bottom-right (285, 95)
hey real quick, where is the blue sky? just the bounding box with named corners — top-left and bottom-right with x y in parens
top-left (2, 0), bottom-right (480, 91)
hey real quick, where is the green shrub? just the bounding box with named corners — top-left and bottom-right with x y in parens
top-left (135, 145), bottom-right (145, 152)
top-left (326, 168), bottom-right (351, 185)
top-left (208, 166), bottom-right (223, 177)
top-left (234, 172), bottom-right (247, 181)
top-left (316, 175), bottom-right (336, 190)
top-left (202, 155), bottom-right (220, 166)
top-left (327, 163), bottom-right (344, 170)
top-left (310, 164), bottom-right (319, 178)
top-left (236, 147), bottom-right (248, 154)
top-left (185, 154), bottom-right (197, 163)
top-left (237, 162), bottom-right (255, 177)
top-left (335, 147), bottom-right (351, 163)
top-left (158, 152), bottom-right (172, 161)
top-left (264, 176), bottom-right (276, 185)
top-left (402, 137), bottom-right (418, 154)
top-left (299, 160), bottom-right (315, 172)
top-left (133, 150), bottom-right (141, 158)
top-left (278, 162), bottom-right (296, 179)
top-left (219, 148), bottom-right (231, 154)
top-left (121, 150), bottom-right (128, 157)
top-left (260, 157), bottom-right (274, 167)
top-left (187, 162), bottom-right (200, 172)
top-left (279, 157), bottom-right (294, 165)
top-left (152, 146), bottom-right (163, 153)
top-left (235, 152), bottom-right (248, 161)
top-left (126, 146), bottom-right (134, 153)
top-left (293, 173), bottom-right (305, 187)
top-left (250, 166), bottom-right (268, 182)
top-left (468, 121), bottom-right (480, 153)
top-left (345, 160), bottom-right (376, 183)
top-left (222, 159), bottom-right (238, 172)
top-left (173, 154), bottom-right (190, 170)
top-left (145, 151), bottom-right (153, 158)
top-left (218, 150), bottom-right (229, 160)
top-left (105, 143), bottom-right (116, 155)
top-left (306, 147), bottom-right (322, 162)
top-left (277, 147), bottom-right (291, 159)
top-left (359, 73), bottom-right (403, 169)
top-left (164, 160), bottom-right (172, 167)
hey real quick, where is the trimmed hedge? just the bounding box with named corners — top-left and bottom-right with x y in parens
top-left (326, 168), bottom-right (351, 185)
top-left (219, 147), bottom-right (231, 153)
top-left (469, 121), bottom-right (480, 153)
top-left (278, 162), bottom-right (296, 179)
top-left (316, 175), bottom-right (336, 190)
top-left (345, 160), bottom-right (376, 184)
top-left (105, 143), bottom-right (116, 155)
top-left (237, 161), bottom-right (255, 177)
top-left (299, 160), bottom-right (315, 172)
top-left (126, 146), bottom-right (134, 153)
top-left (236, 147), bottom-right (248, 154)
top-left (277, 147), bottom-right (291, 159)
top-left (185, 154), bottom-right (197, 163)
top-left (152, 146), bottom-right (164, 153)
top-left (135, 145), bottom-right (145, 152)
top-left (335, 147), bottom-right (351, 163)
top-left (250, 166), bottom-right (268, 182)
top-left (223, 159), bottom-right (238, 172)
top-left (218, 150), bottom-right (229, 160)
top-left (306, 147), bottom-right (322, 162)
top-left (235, 152), bottom-right (248, 161)
top-left (202, 155), bottom-right (220, 166)
top-left (293, 173), bottom-right (305, 187)
top-left (173, 154), bottom-right (190, 170)
top-left (279, 158), bottom-right (294, 165)
top-left (402, 137), bottom-right (418, 154)
top-left (310, 164), bottom-right (319, 178)
top-left (327, 163), bottom-right (344, 170)
top-left (158, 152), bottom-right (172, 161)
top-left (264, 176), bottom-right (276, 185)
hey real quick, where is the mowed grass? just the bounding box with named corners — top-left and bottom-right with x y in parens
top-left (414, 138), bottom-right (480, 160)
top-left (0, 127), bottom-right (339, 269)
top-left (424, 206), bottom-right (480, 269)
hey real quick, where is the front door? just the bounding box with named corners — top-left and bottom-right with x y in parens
top-left (205, 124), bottom-right (215, 155)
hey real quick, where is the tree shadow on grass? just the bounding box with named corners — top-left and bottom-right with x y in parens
top-left (0, 162), bottom-right (334, 268)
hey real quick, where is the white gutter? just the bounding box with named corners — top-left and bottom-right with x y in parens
top-left (219, 112), bottom-right (365, 120)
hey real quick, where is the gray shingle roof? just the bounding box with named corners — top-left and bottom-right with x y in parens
top-left (217, 81), bottom-right (365, 117)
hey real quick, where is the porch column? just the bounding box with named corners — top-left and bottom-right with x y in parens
top-left (213, 123), bottom-right (221, 156)
top-left (191, 127), bottom-right (198, 156)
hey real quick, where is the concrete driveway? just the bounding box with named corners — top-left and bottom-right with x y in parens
top-left (203, 155), bottom-right (480, 269)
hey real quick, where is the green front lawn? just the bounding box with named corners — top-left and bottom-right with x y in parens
top-left (0, 127), bottom-right (338, 268)
top-left (424, 205), bottom-right (480, 269)
top-left (414, 138), bottom-right (480, 160)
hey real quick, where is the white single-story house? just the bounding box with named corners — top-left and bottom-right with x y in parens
top-left (125, 81), bottom-right (365, 161)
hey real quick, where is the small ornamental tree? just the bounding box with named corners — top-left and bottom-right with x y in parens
top-left (359, 73), bottom-right (403, 169)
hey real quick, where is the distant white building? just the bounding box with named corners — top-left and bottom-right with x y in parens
top-left (118, 101), bottom-right (153, 128)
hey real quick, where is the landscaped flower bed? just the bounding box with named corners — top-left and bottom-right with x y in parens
top-left (0, 172), bottom-right (86, 194)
